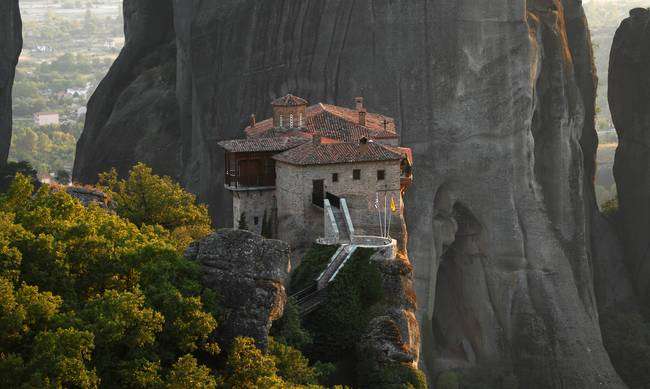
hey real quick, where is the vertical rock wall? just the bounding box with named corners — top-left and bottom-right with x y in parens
top-left (609, 8), bottom-right (650, 301)
top-left (0, 0), bottom-right (22, 166)
top-left (73, 0), bottom-right (625, 387)
top-left (73, 0), bottom-right (180, 182)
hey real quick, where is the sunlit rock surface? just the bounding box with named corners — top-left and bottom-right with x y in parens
top-left (75, 1), bottom-right (625, 386)
top-left (0, 0), bottom-right (21, 166)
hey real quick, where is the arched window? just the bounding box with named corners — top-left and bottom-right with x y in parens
top-left (279, 115), bottom-right (283, 127)
top-left (290, 114), bottom-right (294, 128)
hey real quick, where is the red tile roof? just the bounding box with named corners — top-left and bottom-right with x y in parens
top-left (245, 103), bottom-right (397, 141)
top-left (271, 94), bottom-right (309, 107)
top-left (217, 137), bottom-right (309, 153)
top-left (273, 140), bottom-right (404, 166)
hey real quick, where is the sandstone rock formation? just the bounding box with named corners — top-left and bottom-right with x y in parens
top-left (184, 229), bottom-right (290, 349)
top-left (0, 0), bottom-right (22, 166)
top-left (609, 7), bottom-right (650, 302)
top-left (73, 0), bottom-right (180, 182)
top-left (75, 0), bottom-right (626, 387)
top-left (358, 251), bottom-right (422, 386)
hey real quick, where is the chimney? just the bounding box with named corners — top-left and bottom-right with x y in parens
top-left (250, 114), bottom-right (256, 128)
top-left (359, 108), bottom-right (367, 127)
top-left (312, 135), bottom-right (322, 146)
top-left (359, 136), bottom-right (369, 153)
top-left (355, 97), bottom-right (364, 111)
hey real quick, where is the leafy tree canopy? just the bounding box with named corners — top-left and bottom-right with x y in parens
top-left (0, 174), bottom-right (217, 387)
top-left (0, 171), bottom-right (326, 388)
top-left (98, 163), bottom-right (212, 251)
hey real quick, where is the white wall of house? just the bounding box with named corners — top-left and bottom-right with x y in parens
top-left (34, 113), bottom-right (59, 126)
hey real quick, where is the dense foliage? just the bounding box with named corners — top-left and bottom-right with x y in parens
top-left (288, 244), bottom-right (338, 293)
top-left (0, 174), bottom-right (218, 387)
top-left (0, 161), bottom-right (39, 193)
top-left (0, 168), bottom-right (325, 388)
top-left (304, 248), bottom-right (383, 364)
top-left (98, 163), bottom-right (213, 252)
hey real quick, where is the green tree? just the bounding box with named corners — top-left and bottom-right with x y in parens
top-left (166, 355), bottom-right (217, 389)
top-left (0, 175), bottom-right (217, 387)
top-left (238, 212), bottom-right (249, 231)
top-left (225, 337), bottom-right (285, 388)
top-left (0, 161), bottom-right (38, 193)
top-left (55, 169), bottom-right (71, 185)
top-left (98, 163), bottom-right (212, 251)
top-left (269, 338), bottom-right (320, 385)
top-left (261, 210), bottom-right (273, 238)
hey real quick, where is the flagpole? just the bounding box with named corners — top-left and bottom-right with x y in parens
top-left (388, 195), bottom-right (393, 239)
top-left (382, 192), bottom-right (388, 238)
top-left (375, 193), bottom-right (383, 237)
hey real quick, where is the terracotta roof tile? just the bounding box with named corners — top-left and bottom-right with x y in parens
top-left (217, 137), bottom-right (309, 153)
top-left (245, 103), bottom-right (398, 141)
top-left (271, 94), bottom-right (309, 107)
top-left (273, 140), bottom-right (404, 166)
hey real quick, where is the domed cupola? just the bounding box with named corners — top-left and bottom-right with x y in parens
top-left (271, 94), bottom-right (308, 129)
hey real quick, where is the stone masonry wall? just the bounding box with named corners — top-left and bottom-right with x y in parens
top-left (233, 188), bottom-right (277, 236)
top-left (276, 159), bottom-right (402, 251)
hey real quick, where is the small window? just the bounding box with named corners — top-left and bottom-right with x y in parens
top-left (299, 113), bottom-right (303, 126)
top-left (353, 169), bottom-right (361, 180)
top-left (290, 114), bottom-right (294, 128)
top-left (377, 170), bottom-right (385, 181)
top-left (332, 173), bottom-right (339, 182)
top-left (254, 216), bottom-right (260, 226)
top-left (279, 115), bottom-right (283, 127)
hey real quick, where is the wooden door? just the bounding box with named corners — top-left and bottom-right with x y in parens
top-left (312, 179), bottom-right (325, 207)
top-left (238, 159), bottom-right (261, 186)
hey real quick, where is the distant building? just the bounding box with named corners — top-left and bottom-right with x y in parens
top-left (218, 94), bottom-right (413, 251)
top-left (105, 37), bottom-right (125, 49)
top-left (77, 106), bottom-right (88, 118)
top-left (34, 112), bottom-right (60, 127)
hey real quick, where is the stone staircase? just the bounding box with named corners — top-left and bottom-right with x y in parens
top-left (331, 207), bottom-right (351, 243)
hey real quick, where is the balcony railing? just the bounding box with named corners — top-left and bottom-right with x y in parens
top-left (225, 171), bottom-right (276, 189)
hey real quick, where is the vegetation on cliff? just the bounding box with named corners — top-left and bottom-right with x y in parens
top-left (278, 246), bottom-right (426, 388)
top-left (0, 166), bottom-right (327, 388)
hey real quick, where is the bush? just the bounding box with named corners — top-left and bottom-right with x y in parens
top-left (437, 371), bottom-right (460, 389)
top-left (359, 362), bottom-right (427, 389)
top-left (601, 198), bottom-right (619, 219)
top-left (304, 248), bottom-right (382, 363)
top-left (289, 244), bottom-right (339, 293)
top-left (271, 297), bottom-right (313, 350)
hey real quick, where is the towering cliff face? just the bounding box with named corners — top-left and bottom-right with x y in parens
top-left (73, 0), bottom-right (179, 182)
top-left (74, 0), bottom-right (625, 387)
top-left (609, 8), bottom-right (650, 301)
top-left (0, 0), bottom-right (22, 166)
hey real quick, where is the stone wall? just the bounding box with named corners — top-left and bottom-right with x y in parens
top-left (232, 188), bottom-right (277, 236)
top-left (275, 159), bottom-right (402, 251)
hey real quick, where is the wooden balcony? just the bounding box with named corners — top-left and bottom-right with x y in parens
top-left (225, 171), bottom-right (276, 190)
